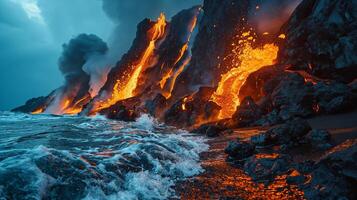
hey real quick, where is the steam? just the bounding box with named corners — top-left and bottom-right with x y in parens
top-left (59, 34), bottom-right (107, 83)
top-left (248, 0), bottom-right (302, 34)
top-left (45, 34), bottom-right (108, 114)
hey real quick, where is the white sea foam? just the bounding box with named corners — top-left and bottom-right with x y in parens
top-left (0, 112), bottom-right (208, 200)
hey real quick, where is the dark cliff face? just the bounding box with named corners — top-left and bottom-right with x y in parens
top-left (171, 0), bottom-right (250, 98)
top-left (279, 0), bottom-right (357, 82)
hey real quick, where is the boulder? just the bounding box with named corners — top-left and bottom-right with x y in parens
top-left (232, 96), bottom-right (262, 127)
top-left (193, 124), bottom-right (225, 137)
top-left (271, 73), bottom-right (314, 120)
top-left (251, 118), bottom-right (311, 147)
top-left (302, 139), bottom-right (357, 200)
top-left (225, 140), bottom-right (256, 160)
top-left (279, 0), bottom-right (357, 83)
top-left (243, 153), bottom-right (291, 181)
top-left (306, 129), bottom-right (332, 150)
top-left (164, 87), bottom-right (221, 128)
top-left (144, 94), bottom-right (168, 118)
top-left (313, 81), bottom-right (355, 114)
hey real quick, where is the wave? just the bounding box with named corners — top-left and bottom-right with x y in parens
top-left (0, 112), bottom-right (208, 200)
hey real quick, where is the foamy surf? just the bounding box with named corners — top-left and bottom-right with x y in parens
top-left (0, 112), bottom-right (208, 200)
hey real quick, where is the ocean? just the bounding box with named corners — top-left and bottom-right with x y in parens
top-left (0, 112), bottom-right (208, 200)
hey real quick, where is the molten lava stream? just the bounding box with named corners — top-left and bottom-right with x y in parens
top-left (211, 31), bottom-right (279, 119)
top-left (160, 14), bottom-right (198, 99)
top-left (94, 13), bottom-right (167, 112)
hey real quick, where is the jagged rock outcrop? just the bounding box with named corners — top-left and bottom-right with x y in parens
top-left (251, 118), bottom-right (311, 148)
top-left (164, 87), bottom-right (220, 128)
top-left (279, 0), bottom-right (357, 83)
top-left (313, 81), bottom-right (356, 114)
top-left (232, 96), bottom-right (262, 127)
top-left (302, 139), bottom-right (357, 200)
top-left (244, 153), bottom-right (292, 181)
top-left (306, 129), bottom-right (332, 150)
top-left (171, 0), bottom-right (251, 98)
top-left (12, 96), bottom-right (52, 113)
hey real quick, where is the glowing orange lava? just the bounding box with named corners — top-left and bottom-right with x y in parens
top-left (160, 14), bottom-right (198, 99)
top-left (94, 13), bottom-right (167, 112)
top-left (211, 31), bottom-right (279, 119)
top-left (31, 107), bottom-right (44, 114)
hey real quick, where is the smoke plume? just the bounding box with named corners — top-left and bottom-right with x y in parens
top-left (59, 33), bottom-right (108, 86)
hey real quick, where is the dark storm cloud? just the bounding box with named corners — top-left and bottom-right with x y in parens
top-left (0, 0), bottom-right (113, 110)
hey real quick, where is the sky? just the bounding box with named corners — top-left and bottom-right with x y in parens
top-left (0, 0), bottom-right (201, 110)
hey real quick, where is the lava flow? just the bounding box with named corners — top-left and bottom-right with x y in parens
top-left (211, 30), bottom-right (279, 119)
top-left (94, 13), bottom-right (167, 112)
top-left (160, 13), bottom-right (198, 99)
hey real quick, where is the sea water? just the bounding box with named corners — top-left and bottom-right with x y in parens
top-left (0, 112), bottom-right (208, 200)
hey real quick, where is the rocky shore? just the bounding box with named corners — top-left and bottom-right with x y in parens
top-left (176, 111), bottom-right (357, 199)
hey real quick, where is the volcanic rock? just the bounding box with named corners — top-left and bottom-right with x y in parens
top-left (250, 119), bottom-right (311, 148)
top-left (12, 96), bottom-right (52, 113)
top-left (171, 0), bottom-right (251, 98)
top-left (313, 81), bottom-right (356, 114)
top-left (225, 140), bottom-right (256, 161)
top-left (279, 0), bottom-right (357, 82)
top-left (99, 98), bottom-right (139, 121)
top-left (243, 153), bottom-right (291, 181)
top-left (232, 96), bottom-right (262, 127)
top-left (306, 129), bottom-right (332, 150)
top-left (193, 124), bottom-right (225, 137)
top-left (144, 94), bottom-right (168, 118)
top-left (270, 72), bottom-right (314, 121)
top-left (239, 64), bottom-right (287, 103)
top-left (302, 139), bottom-right (357, 200)
top-left (164, 87), bottom-right (220, 128)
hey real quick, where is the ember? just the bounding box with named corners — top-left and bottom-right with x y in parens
top-left (211, 31), bottom-right (279, 119)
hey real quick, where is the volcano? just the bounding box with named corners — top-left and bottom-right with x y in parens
top-left (12, 0), bottom-right (357, 199)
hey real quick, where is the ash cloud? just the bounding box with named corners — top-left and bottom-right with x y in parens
top-left (59, 34), bottom-right (108, 87)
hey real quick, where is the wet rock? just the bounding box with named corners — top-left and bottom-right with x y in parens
top-left (100, 102), bottom-right (138, 121)
top-left (313, 81), bottom-right (355, 114)
top-left (279, 0), bottom-right (357, 83)
top-left (271, 73), bottom-right (314, 120)
top-left (307, 129), bottom-right (332, 150)
top-left (144, 94), bottom-right (168, 118)
top-left (225, 140), bottom-right (256, 161)
top-left (251, 119), bottom-right (311, 147)
top-left (286, 170), bottom-right (306, 185)
top-left (243, 153), bottom-right (291, 181)
top-left (232, 96), bottom-right (262, 127)
top-left (193, 124), bottom-right (225, 137)
top-left (302, 139), bottom-right (357, 200)
top-left (164, 87), bottom-right (220, 128)
top-left (253, 110), bottom-right (282, 127)
top-left (348, 79), bottom-right (357, 94)
top-left (12, 96), bottom-right (50, 113)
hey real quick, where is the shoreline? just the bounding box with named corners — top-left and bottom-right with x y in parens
top-left (175, 111), bottom-right (357, 199)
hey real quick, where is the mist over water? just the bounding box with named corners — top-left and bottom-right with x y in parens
top-left (0, 112), bottom-right (208, 199)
